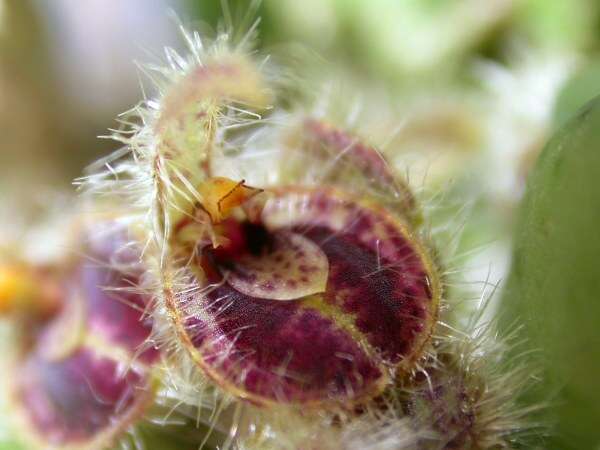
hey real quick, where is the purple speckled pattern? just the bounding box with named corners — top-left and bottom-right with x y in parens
top-left (305, 226), bottom-right (429, 363)
top-left (176, 188), bottom-right (436, 405)
top-left (187, 287), bottom-right (382, 403)
top-left (225, 230), bottom-right (329, 301)
top-left (304, 119), bottom-right (397, 188)
top-left (16, 348), bottom-right (146, 445)
top-left (299, 119), bottom-right (416, 215)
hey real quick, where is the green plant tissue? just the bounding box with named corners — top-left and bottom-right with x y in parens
top-left (501, 96), bottom-right (600, 449)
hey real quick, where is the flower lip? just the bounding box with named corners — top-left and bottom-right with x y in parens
top-left (207, 222), bottom-right (330, 301)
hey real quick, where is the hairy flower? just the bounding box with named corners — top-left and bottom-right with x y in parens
top-left (72, 18), bottom-right (539, 450)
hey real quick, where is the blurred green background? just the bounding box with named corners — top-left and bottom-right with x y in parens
top-left (2, 0), bottom-right (600, 192)
top-left (2, 0), bottom-right (600, 448)
top-left (2, 0), bottom-right (600, 251)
